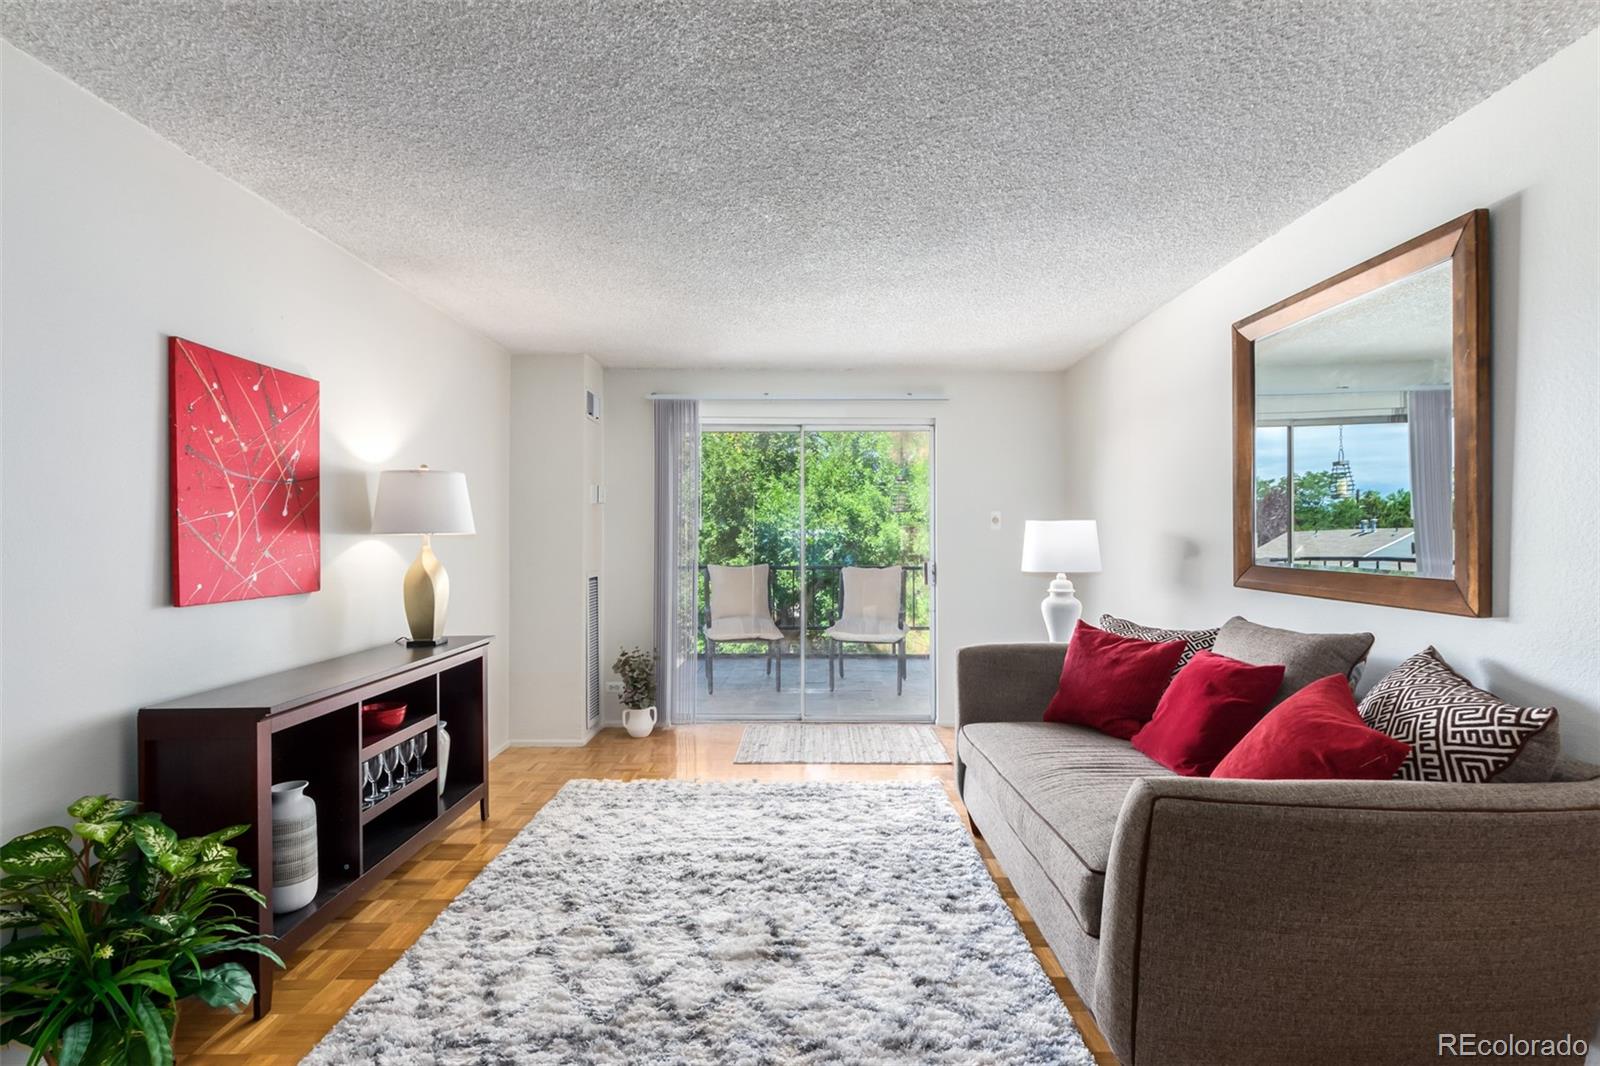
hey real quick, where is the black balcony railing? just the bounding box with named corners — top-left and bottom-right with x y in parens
top-left (1255, 555), bottom-right (1417, 573)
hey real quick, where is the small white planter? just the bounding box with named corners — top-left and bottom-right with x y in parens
top-left (623, 705), bottom-right (658, 738)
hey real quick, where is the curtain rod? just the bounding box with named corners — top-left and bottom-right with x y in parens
top-left (649, 392), bottom-right (948, 402)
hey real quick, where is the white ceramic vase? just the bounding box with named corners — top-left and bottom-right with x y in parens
top-left (270, 780), bottom-right (318, 914)
top-left (623, 705), bottom-right (657, 738)
top-left (435, 720), bottom-right (451, 797)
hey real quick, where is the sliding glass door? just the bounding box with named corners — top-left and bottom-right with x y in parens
top-left (696, 428), bottom-right (804, 721)
top-left (695, 423), bottom-right (935, 723)
top-left (800, 428), bottom-right (932, 721)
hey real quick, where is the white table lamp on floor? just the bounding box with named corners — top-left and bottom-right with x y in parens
top-left (372, 466), bottom-right (476, 646)
top-left (1021, 519), bottom-right (1101, 643)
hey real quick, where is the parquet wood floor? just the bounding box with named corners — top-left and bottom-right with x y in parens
top-left (175, 725), bottom-right (1119, 1065)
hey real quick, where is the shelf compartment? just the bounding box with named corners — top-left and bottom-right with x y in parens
top-left (271, 872), bottom-right (358, 949)
top-left (359, 767), bottom-right (438, 826)
top-left (359, 711), bottom-right (438, 762)
top-left (439, 780), bottom-right (480, 817)
top-left (356, 673), bottom-right (439, 749)
top-left (363, 804), bottom-right (436, 872)
top-left (268, 705), bottom-right (361, 909)
top-left (439, 660), bottom-right (486, 795)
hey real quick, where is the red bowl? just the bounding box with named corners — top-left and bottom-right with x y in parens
top-left (361, 700), bottom-right (407, 732)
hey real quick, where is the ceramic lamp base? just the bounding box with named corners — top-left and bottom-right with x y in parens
top-left (1040, 574), bottom-right (1084, 643)
top-left (403, 534), bottom-right (450, 644)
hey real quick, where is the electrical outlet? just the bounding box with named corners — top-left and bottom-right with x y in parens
top-left (604, 680), bottom-right (623, 694)
top-left (990, 511), bottom-right (1002, 530)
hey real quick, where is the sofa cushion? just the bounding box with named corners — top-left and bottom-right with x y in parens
top-left (1358, 647), bottom-right (1560, 783)
top-left (1099, 613), bottom-right (1219, 675)
top-left (1498, 717), bottom-right (1564, 783)
top-left (958, 721), bottom-right (1171, 935)
top-left (1131, 651), bottom-right (1285, 776)
top-left (1043, 621), bottom-right (1188, 739)
top-left (1212, 616), bottom-right (1374, 705)
top-left (1551, 753), bottom-right (1600, 782)
top-left (1213, 674), bottom-right (1412, 780)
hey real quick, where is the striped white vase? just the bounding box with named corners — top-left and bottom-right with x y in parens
top-left (270, 780), bottom-right (318, 913)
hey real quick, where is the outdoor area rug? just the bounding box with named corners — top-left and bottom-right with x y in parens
top-left (733, 722), bottom-right (952, 764)
top-left (302, 780), bottom-right (1089, 1065)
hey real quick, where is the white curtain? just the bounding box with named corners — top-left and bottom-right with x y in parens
top-left (653, 399), bottom-right (701, 727)
top-left (1407, 389), bottom-right (1453, 579)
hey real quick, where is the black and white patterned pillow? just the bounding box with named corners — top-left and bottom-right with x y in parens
top-left (1098, 614), bottom-right (1219, 675)
top-left (1358, 648), bottom-right (1558, 783)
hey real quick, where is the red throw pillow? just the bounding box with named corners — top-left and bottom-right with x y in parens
top-left (1043, 621), bottom-right (1188, 739)
top-left (1131, 650), bottom-right (1286, 776)
top-left (1213, 673), bottom-right (1411, 780)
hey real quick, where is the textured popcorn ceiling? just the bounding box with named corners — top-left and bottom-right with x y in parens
top-left (2, 3), bottom-right (1594, 369)
top-left (1259, 263), bottom-right (1455, 369)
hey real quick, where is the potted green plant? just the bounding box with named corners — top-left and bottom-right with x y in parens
top-left (0, 796), bottom-right (283, 1065)
top-left (612, 646), bottom-right (658, 737)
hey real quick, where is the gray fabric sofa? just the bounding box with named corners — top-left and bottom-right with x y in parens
top-left (956, 643), bottom-right (1600, 1066)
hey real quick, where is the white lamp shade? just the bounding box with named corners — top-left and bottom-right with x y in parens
top-left (1021, 519), bottom-right (1101, 574)
top-left (371, 468), bottom-right (476, 535)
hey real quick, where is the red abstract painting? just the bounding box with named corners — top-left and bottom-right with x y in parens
top-left (169, 337), bottom-right (320, 606)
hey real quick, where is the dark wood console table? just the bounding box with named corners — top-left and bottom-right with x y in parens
top-left (138, 636), bottom-right (492, 1016)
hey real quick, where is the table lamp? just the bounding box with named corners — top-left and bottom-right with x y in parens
top-left (1020, 519), bottom-right (1101, 643)
top-left (371, 465), bottom-right (475, 646)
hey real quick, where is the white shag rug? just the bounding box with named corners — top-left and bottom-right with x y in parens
top-left (733, 723), bottom-right (952, 764)
top-left (303, 780), bottom-right (1089, 1065)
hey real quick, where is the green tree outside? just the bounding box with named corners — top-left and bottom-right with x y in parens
top-left (699, 429), bottom-right (932, 655)
top-left (1256, 471), bottom-right (1413, 537)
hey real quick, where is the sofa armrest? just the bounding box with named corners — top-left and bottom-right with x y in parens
top-left (1093, 776), bottom-right (1600, 1066)
top-left (954, 643), bottom-right (1064, 792)
top-left (956, 643), bottom-right (1065, 727)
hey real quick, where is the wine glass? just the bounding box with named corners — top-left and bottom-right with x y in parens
top-left (376, 750), bottom-right (395, 797)
top-left (408, 734), bottom-right (427, 776)
top-left (387, 746), bottom-right (409, 789)
top-left (360, 758), bottom-right (379, 808)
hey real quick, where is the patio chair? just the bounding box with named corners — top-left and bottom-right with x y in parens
top-left (825, 565), bottom-right (908, 695)
top-left (703, 564), bottom-right (785, 694)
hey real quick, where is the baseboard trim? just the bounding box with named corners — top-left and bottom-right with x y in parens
top-left (506, 737), bottom-right (594, 748)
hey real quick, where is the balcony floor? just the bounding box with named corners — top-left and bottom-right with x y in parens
top-left (693, 653), bottom-right (933, 722)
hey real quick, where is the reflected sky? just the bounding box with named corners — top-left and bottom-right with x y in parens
top-left (1257, 423), bottom-right (1412, 496)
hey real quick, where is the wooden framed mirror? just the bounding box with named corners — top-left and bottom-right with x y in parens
top-left (1232, 209), bottom-right (1490, 616)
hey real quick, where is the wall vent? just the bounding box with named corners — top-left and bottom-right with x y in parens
top-left (585, 575), bottom-right (601, 729)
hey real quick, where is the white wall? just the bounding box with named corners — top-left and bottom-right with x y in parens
top-left (599, 369), bottom-right (1072, 727)
top-left (1057, 33), bottom-right (1600, 759)
top-left (0, 44), bottom-right (514, 839)
top-left (507, 353), bottom-right (605, 745)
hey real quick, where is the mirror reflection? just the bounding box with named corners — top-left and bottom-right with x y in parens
top-left (1253, 261), bottom-right (1454, 578)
